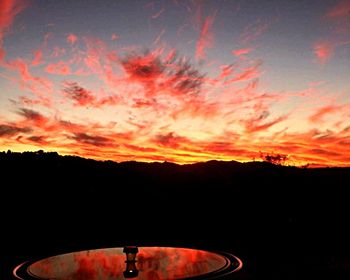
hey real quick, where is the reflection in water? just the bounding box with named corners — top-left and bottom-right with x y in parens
top-left (123, 246), bottom-right (139, 278)
top-left (27, 247), bottom-right (228, 280)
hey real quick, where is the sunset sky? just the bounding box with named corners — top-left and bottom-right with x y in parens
top-left (1, 0), bottom-right (350, 166)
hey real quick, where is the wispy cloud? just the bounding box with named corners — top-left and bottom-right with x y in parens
top-left (154, 132), bottom-right (189, 149)
top-left (326, 1), bottom-right (350, 19)
top-left (63, 81), bottom-right (122, 107)
top-left (71, 132), bottom-right (113, 147)
top-left (121, 49), bottom-right (204, 96)
top-left (31, 50), bottom-right (43, 66)
top-left (27, 135), bottom-right (46, 144)
top-left (308, 103), bottom-right (349, 123)
top-left (195, 13), bottom-right (215, 61)
top-left (225, 61), bottom-right (262, 84)
top-left (239, 19), bottom-right (270, 44)
top-left (1, 1), bottom-right (349, 167)
top-left (6, 59), bottom-right (53, 106)
top-left (0, 0), bottom-right (27, 61)
top-left (0, 124), bottom-right (32, 137)
top-left (46, 61), bottom-right (71, 75)
top-left (151, 7), bottom-right (165, 19)
top-left (17, 108), bottom-right (48, 127)
top-left (315, 1), bottom-right (350, 63)
top-left (242, 110), bottom-right (288, 134)
top-left (111, 33), bottom-right (119, 41)
top-left (63, 81), bottom-right (95, 106)
top-left (232, 48), bottom-right (253, 58)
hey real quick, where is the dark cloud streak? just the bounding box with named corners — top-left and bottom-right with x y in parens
top-left (0, 124), bottom-right (32, 137)
top-left (72, 132), bottom-right (112, 147)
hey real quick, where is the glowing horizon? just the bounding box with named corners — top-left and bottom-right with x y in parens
top-left (1, 0), bottom-right (350, 167)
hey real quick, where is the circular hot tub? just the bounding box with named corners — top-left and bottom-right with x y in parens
top-left (14, 247), bottom-right (242, 279)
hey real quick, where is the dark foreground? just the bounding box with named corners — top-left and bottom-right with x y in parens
top-left (1, 151), bottom-right (350, 279)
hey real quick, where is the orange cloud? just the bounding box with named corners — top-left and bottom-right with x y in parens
top-left (2, 109), bottom-right (350, 166)
top-left (1, 20), bottom-right (349, 167)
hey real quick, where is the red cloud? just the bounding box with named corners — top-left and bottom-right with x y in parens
top-left (67, 33), bottom-right (78, 44)
top-left (31, 50), bottom-right (43, 66)
top-left (313, 42), bottom-right (333, 64)
top-left (27, 135), bottom-right (46, 144)
top-left (151, 7), bottom-right (164, 19)
top-left (122, 51), bottom-right (163, 83)
top-left (132, 98), bottom-right (155, 108)
top-left (6, 59), bottom-right (53, 106)
top-left (0, 124), bottom-right (32, 137)
top-left (46, 61), bottom-right (71, 75)
top-left (171, 98), bottom-right (218, 120)
top-left (18, 96), bottom-right (46, 106)
top-left (63, 82), bottom-right (95, 106)
top-left (154, 132), bottom-right (190, 149)
top-left (225, 61), bottom-right (262, 84)
top-left (111, 33), bottom-right (119, 41)
top-left (58, 120), bottom-right (86, 133)
top-left (51, 46), bottom-right (66, 57)
top-left (232, 48), bottom-right (252, 57)
top-left (243, 113), bottom-right (288, 134)
top-left (71, 132), bottom-right (113, 147)
top-left (1, 24), bottom-right (349, 168)
top-left (17, 108), bottom-right (48, 127)
top-left (195, 14), bottom-right (215, 61)
top-left (0, 0), bottom-right (27, 61)
top-left (83, 38), bottom-right (106, 74)
top-left (121, 50), bottom-right (204, 97)
top-left (270, 129), bottom-right (350, 166)
top-left (239, 19), bottom-right (270, 44)
top-left (123, 143), bottom-right (157, 153)
top-left (62, 81), bottom-right (122, 107)
top-left (326, 1), bottom-right (350, 19)
top-left (316, 1), bottom-right (350, 63)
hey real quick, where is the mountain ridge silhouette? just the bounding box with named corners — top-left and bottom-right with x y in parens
top-left (2, 149), bottom-right (350, 279)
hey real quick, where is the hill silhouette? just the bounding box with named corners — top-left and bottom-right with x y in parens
top-left (1, 150), bottom-right (350, 279)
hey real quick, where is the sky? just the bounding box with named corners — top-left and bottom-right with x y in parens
top-left (0, 0), bottom-right (350, 166)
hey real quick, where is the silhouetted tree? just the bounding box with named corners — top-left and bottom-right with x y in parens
top-left (260, 152), bottom-right (288, 165)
